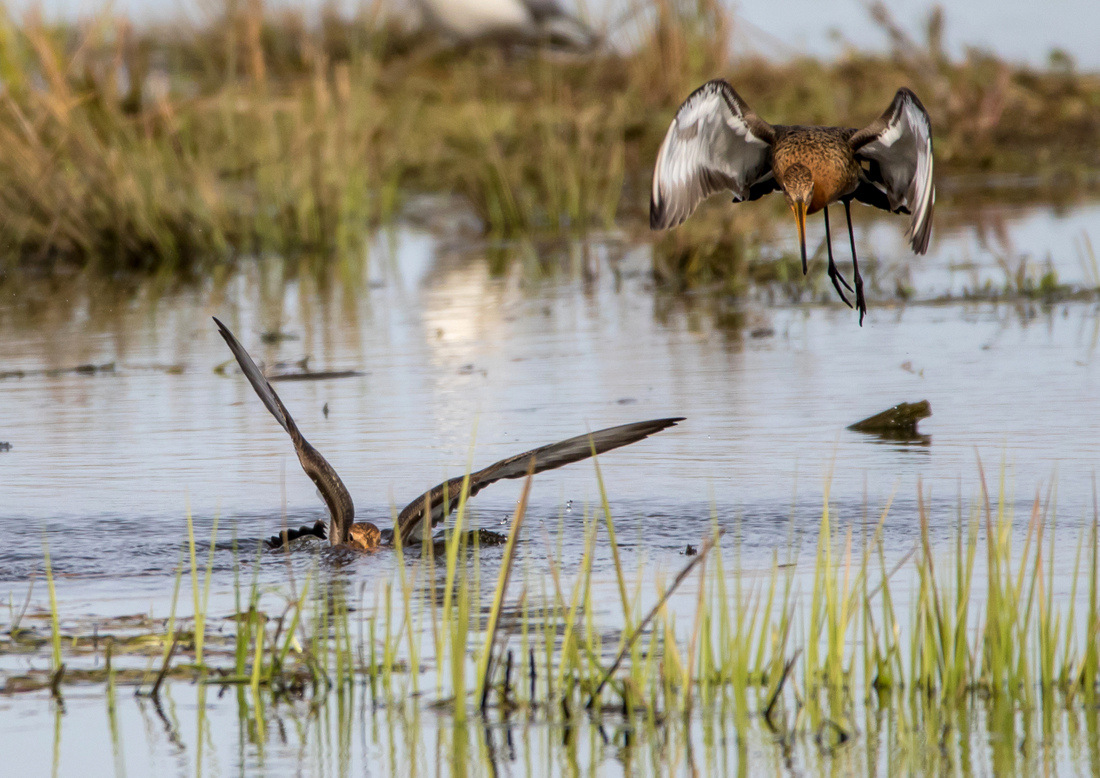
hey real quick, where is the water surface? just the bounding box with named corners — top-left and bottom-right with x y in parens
top-left (2, 197), bottom-right (1100, 773)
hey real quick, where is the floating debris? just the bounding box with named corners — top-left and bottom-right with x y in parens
top-left (260, 331), bottom-right (299, 343)
top-left (212, 358), bottom-right (234, 375)
top-left (268, 369), bottom-right (365, 382)
top-left (217, 355), bottom-right (364, 382)
top-left (463, 528), bottom-right (509, 547)
top-left (420, 528), bottom-right (511, 554)
top-left (0, 361), bottom-right (115, 380)
top-left (72, 362), bottom-right (112, 375)
top-left (266, 355), bottom-right (364, 382)
top-left (847, 400), bottom-right (932, 443)
top-left (124, 363), bottom-right (185, 374)
top-left (0, 362), bottom-right (180, 380)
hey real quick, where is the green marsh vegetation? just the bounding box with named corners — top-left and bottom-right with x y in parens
top-left (3, 3), bottom-right (1100, 771)
top-left (0, 0), bottom-right (1096, 286)
top-left (6, 464), bottom-right (1100, 771)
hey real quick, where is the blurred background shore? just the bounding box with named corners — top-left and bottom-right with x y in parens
top-left (0, 0), bottom-right (1094, 285)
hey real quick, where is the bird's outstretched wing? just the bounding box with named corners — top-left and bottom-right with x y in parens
top-left (395, 417), bottom-right (684, 546)
top-left (213, 317), bottom-right (356, 545)
top-left (650, 79), bottom-right (775, 230)
top-left (849, 87), bottom-right (936, 254)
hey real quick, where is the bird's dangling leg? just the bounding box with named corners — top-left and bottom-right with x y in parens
top-left (822, 207), bottom-right (853, 308)
top-left (844, 200), bottom-right (867, 325)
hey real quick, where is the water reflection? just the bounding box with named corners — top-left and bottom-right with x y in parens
top-left (11, 679), bottom-right (1100, 776)
top-left (0, 201), bottom-right (1098, 611)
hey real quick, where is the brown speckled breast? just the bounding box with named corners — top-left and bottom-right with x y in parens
top-left (771, 127), bottom-right (860, 213)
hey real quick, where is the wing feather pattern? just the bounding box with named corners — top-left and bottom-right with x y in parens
top-left (395, 417), bottom-right (684, 546)
top-left (214, 317), bottom-right (356, 545)
top-left (650, 80), bottom-right (775, 230)
top-left (849, 88), bottom-right (935, 253)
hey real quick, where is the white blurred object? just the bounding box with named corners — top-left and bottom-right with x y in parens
top-left (413, 0), bottom-right (598, 49)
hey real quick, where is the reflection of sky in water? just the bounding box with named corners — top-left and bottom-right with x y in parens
top-left (6, 683), bottom-right (1080, 776)
top-left (9, 0), bottom-right (1100, 70)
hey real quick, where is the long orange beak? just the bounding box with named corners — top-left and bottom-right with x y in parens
top-left (792, 201), bottom-right (808, 275)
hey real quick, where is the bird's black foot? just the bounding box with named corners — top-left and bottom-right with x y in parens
top-left (855, 275), bottom-right (867, 326)
top-left (827, 259), bottom-right (853, 308)
top-left (831, 258), bottom-right (854, 293)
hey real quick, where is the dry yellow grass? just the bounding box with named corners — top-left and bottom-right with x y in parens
top-left (0, 0), bottom-right (1095, 274)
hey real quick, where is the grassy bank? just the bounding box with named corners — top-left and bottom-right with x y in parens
top-left (0, 0), bottom-right (1097, 275)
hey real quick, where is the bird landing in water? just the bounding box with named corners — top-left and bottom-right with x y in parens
top-left (650, 80), bottom-right (935, 325)
top-left (213, 318), bottom-right (681, 552)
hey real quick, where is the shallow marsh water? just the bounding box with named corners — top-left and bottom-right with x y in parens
top-left (2, 197), bottom-right (1100, 773)
top-left (6, 684), bottom-right (1100, 776)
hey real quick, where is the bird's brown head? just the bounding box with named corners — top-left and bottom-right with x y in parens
top-left (781, 164), bottom-right (814, 274)
top-left (347, 522), bottom-right (382, 552)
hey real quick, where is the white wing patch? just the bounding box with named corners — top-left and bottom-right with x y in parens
top-left (650, 80), bottom-right (773, 230)
top-left (854, 89), bottom-right (935, 253)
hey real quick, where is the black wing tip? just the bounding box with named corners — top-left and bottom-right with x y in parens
top-left (649, 193), bottom-right (687, 231)
top-left (690, 78), bottom-right (735, 101)
top-left (610, 416), bottom-right (685, 431)
top-left (686, 79), bottom-right (754, 119)
top-left (649, 194), bottom-right (662, 230)
top-left (650, 194), bottom-right (670, 230)
top-left (212, 315), bottom-right (235, 345)
top-left (633, 416), bottom-right (685, 435)
top-left (578, 416), bottom-right (683, 457)
top-left (911, 223), bottom-right (933, 255)
top-left (895, 86), bottom-right (931, 117)
top-left (895, 85), bottom-right (920, 102)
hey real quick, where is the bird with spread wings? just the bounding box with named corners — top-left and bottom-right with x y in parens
top-left (213, 317), bottom-right (682, 551)
top-left (651, 80), bottom-right (935, 324)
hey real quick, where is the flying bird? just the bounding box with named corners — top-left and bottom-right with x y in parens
top-left (650, 80), bottom-right (935, 324)
top-left (213, 317), bottom-right (681, 551)
top-left (414, 0), bottom-right (598, 50)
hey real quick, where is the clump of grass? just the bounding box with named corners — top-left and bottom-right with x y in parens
top-left (12, 459), bottom-right (1100, 774)
top-left (0, 0), bottom-right (1096, 277)
top-left (0, 6), bottom-right (396, 274)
